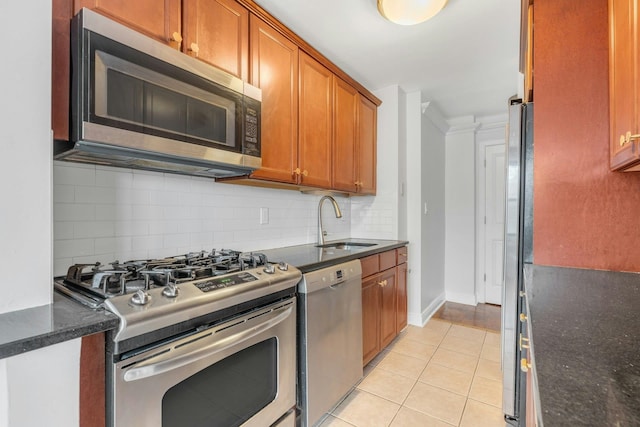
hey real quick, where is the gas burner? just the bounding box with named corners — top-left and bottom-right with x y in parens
top-left (59, 249), bottom-right (271, 299)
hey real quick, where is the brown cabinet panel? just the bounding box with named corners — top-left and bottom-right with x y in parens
top-left (183, 0), bottom-right (248, 79)
top-left (362, 275), bottom-right (381, 366)
top-left (299, 52), bottom-right (333, 188)
top-left (52, 0), bottom-right (74, 140)
top-left (332, 77), bottom-right (358, 192)
top-left (396, 263), bottom-right (408, 332)
top-left (74, 0), bottom-right (181, 45)
top-left (80, 333), bottom-right (105, 427)
top-left (379, 269), bottom-right (397, 349)
top-left (361, 247), bottom-right (408, 366)
top-left (609, 0), bottom-right (640, 170)
top-left (379, 250), bottom-right (396, 271)
top-left (360, 254), bottom-right (380, 278)
top-left (248, 15), bottom-right (299, 183)
top-left (357, 95), bottom-right (377, 195)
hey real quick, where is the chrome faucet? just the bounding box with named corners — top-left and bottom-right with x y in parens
top-left (317, 195), bottom-right (342, 245)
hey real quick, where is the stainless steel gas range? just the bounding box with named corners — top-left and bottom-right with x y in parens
top-left (55, 249), bottom-right (301, 427)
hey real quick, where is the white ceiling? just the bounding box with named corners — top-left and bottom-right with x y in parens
top-left (254, 0), bottom-right (521, 119)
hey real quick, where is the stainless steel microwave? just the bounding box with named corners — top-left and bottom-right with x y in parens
top-left (54, 8), bottom-right (261, 178)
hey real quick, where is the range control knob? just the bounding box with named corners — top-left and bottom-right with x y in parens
top-left (277, 261), bottom-right (289, 271)
top-left (263, 263), bottom-right (276, 274)
top-left (162, 283), bottom-right (179, 298)
top-left (131, 290), bottom-right (151, 306)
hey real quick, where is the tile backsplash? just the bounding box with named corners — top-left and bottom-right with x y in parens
top-left (53, 162), bottom-right (351, 276)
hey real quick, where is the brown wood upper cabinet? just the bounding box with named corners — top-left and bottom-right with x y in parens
top-left (182, 0), bottom-right (248, 80)
top-left (248, 15), bottom-right (299, 184)
top-left (609, 0), bottom-right (640, 171)
top-left (75, 0), bottom-right (248, 79)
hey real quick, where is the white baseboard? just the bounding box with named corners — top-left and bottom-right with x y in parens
top-left (407, 293), bottom-right (446, 327)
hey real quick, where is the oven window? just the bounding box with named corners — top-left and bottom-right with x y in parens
top-left (162, 338), bottom-right (277, 427)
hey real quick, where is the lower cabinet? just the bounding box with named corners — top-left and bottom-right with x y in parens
top-left (361, 247), bottom-right (408, 366)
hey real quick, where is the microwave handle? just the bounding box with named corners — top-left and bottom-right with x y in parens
top-left (122, 304), bottom-right (292, 382)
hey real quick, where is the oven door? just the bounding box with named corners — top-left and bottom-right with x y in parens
top-left (110, 297), bottom-right (296, 427)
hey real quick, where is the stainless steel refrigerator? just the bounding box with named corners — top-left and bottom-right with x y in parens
top-left (502, 100), bottom-right (533, 426)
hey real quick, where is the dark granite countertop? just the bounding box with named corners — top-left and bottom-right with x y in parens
top-left (0, 292), bottom-right (118, 360)
top-left (260, 238), bottom-right (408, 272)
top-left (526, 264), bottom-right (640, 426)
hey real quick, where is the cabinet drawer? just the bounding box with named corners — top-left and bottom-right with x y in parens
top-left (379, 250), bottom-right (396, 271)
top-left (361, 255), bottom-right (379, 278)
top-left (397, 246), bottom-right (407, 264)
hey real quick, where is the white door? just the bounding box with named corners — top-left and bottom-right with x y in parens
top-left (484, 144), bottom-right (505, 305)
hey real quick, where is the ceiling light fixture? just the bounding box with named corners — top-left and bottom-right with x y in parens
top-left (377, 0), bottom-right (448, 25)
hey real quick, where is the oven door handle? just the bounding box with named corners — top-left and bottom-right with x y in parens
top-left (122, 303), bottom-right (292, 382)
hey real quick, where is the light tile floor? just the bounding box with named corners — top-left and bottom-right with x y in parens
top-left (319, 319), bottom-right (503, 427)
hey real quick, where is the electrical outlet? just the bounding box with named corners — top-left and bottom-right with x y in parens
top-left (259, 207), bottom-right (269, 224)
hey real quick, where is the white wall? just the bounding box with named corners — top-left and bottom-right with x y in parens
top-left (444, 117), bottom-right (479, 305)
top-left (0, 1), bottom-right (80, 426)
top-left (0, 0), bottom-right (52, 314)
top-left (420, 103), bottom-right (448, 320)
top-left (351, 85), bottom-right (401, 240)
top-left (53, 163), bottom-right (351, 276)
top-left (405, 95), bottom-right (449, 325)
top-left (0, 339), bottom-right (81, 427)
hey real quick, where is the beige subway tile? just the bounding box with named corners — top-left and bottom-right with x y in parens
top-left (331, 389), bottom-right (400, 427)
top-left (475, 358), bottom-right (502, 382)
top-left (357, 367), bottom-right (416, 404)
top-left (459, 399), bottom-right (504, 427)
top-left (403, 382), bottom-right (466, 426)
top-left (440, 334), bottom-right (483, 357)
top-left (390, 407), bottom-right (455, 427)
top-left (430, 348), bottom-right (479, 374)
top-left (419, 362), bottom-right (474, 396)
top-left (377, 351), bottom-right (428, 380)
top-left (469, 376), bottom-right (503, 408)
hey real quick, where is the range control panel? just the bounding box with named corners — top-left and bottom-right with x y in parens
top-left (195, 272), bottom-right (258, 292)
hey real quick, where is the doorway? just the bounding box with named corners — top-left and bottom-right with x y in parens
top-left (476, 141), bottom-right (505, 305)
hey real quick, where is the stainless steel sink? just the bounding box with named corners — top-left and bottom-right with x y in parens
top-left (315, 242), bottom-right (377, 250)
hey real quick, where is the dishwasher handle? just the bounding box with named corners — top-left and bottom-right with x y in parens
top-left (297, 260), bottom-right (362, 294)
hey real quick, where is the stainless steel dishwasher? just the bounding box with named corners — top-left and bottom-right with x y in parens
top-left (297, 259), bottom-right (363, 427)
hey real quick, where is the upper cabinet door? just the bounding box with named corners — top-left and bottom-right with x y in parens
top-left (182, 0), bottom-right (248, 80)
top-left (358, 95), bottom-right (377, 195)
top-left (249, 15), bottom-right (299, 184)
top-left (332, 77), bottom-right (358, 192)
top-left (74, 0), bottom-right (181, 46)
top-left (299, 52), bottom-right (333, 189)
top-left (609, 0), bottom-right (640, 170)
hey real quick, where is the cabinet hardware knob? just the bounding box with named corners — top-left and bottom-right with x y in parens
top-left (620, 134), bottom-right (627, 146)
top-left (293, 168), bottom-right (301, 175)
top-left (519, 313), bottom-right (527, 322)
top-left (171, 31), bottom-right (182, 43)
top-left (302, 169), bottom-right (309, 177)
top-left (189, 42), bottom-right (200, 55)
top-left (520, 358), bottom-right (532, 372)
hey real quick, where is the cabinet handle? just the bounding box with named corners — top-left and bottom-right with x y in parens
top-left (170, 31), bottom-right (182, 49)
top-left (519, 334), bottom-right (530, 350)
top-left (520, 358), bottom-right (532, 372)
top-left (302, 169), bottom-right (308, 177)
top-left (621, 131), bottom-right (640, 146)
top-left (293, 168), bottom-right (300, 176)
top-left (519, 313), bottom-right (527, 322)
top-left (188, 42), bottom-right (200, 56)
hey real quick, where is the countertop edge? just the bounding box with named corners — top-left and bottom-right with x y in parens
top-left (0, 293), bottom-right (119, 360)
